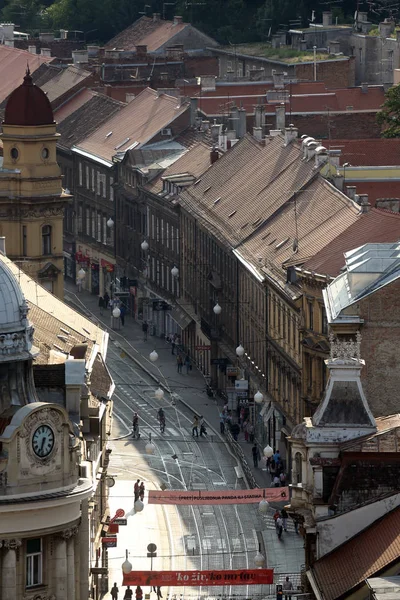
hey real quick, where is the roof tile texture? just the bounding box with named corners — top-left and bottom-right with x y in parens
top-left (106, 15), bottom-right (187, 52)
top-left (0, 45), bottom-right (53, 104)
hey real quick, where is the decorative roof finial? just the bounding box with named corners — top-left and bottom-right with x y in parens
top-left (23, 64), bottom-right (33, 85)
top-left (329, 331), bottom-right (362, 361)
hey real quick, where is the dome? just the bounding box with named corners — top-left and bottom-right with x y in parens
top-left (3, 68), bottom-right (54, 127)
top-left (0, 258), bottom-right (34, 361)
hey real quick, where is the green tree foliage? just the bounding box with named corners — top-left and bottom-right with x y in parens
top-left (377, 84), bottom-right (400, 138)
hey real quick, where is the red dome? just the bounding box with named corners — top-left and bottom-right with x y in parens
top-left (3, 69), bottom-right (54, 126)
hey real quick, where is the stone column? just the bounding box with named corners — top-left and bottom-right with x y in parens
top-left (64, 527), bottom-right (78, 600)
top-left (2, 539), bottom-right (21, 599)
top-left (80, 499), bottom-right (90, 600)
top-left (54, 534), bottom-right (68, 600)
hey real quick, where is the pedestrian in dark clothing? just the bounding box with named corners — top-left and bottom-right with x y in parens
top-left (231, 422), bottom-right (240, 441)
top-left (120, 304), bottom-right (126, 326)
top-left (124, 586), bottom-right (133, 600)
top-left (252, 443), bottom-right (261, 468)
top-left (281, 508), bottom-right (288, 532)
top-left (135, 586), bottom-right (143, 600)
top-left (192, 415), bottom-right (199, 437)
top-left (200, 417), bottom-right (207, 437)
top-left (276, 516), bottom-right (283, 540)
top-left (292, 518), bottom-right (299, 534)
top-left (177, 354), bottom-right (183, 373)
top-left (98, 296), bottom-right (105, 315)
top-left (103, 292), bottom-right (110, 307)
top-left (184, 354), bottom-right (191, 374)
top-left (283, 576), bottom-right (294, 600)
top-left (139, 481), bottom-right (145, 501)
top-left (153, 586), bottom-right (163, 599)
top-left (220, 414), bottom-right (225, 434)
top-left (134, 479), bottom-right (140, 502)
top-left (111, 583), bottom-right (119, 599)
top-left (142, 321), bottom-right (148, 341)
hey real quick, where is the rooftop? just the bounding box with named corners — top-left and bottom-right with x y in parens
top-left (0, 45), bottom-right (53, 104)
top-left (40, 64), bottom-right (92, 105)
top-left (73, 87), bottom-right (189, 165)
top-left (217, 43), bottom-right (341, 63)
top-left (329, 138), bottom-right (400, 166)
top-left (309, 507), bottom-right (400, 600)
top-left (302, 208), bottom-right (400, 277)
top-left (324, 242), bottom-right (400, 321)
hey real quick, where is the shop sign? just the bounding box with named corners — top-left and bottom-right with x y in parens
top-left (123, 569), bottom-right (274, 587)
top-left (148, 487), bottom-right (289, 505)
top-left (235, 380), bottom-right (249, 390)
top-left (226, 366), bottom-right (239, 376)
top-left (195, 345), bottom-right (211, 351)
top-left (101, 259), bottom-right (115, 272)
top-left (101, 537), bottom-right (117, 547)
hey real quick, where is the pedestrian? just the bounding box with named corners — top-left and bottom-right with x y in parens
top-left (281, 508), bottom-right (288, 532)
top-left (177, 354), bottom-right (183, 373)
top-left (200, 416), bottom-right (207, 437)
top-left (222, 402), bottom-right (228, 416)
top-left (273, 509), bottom-right (280, 530)
top-left (98, 295), bottom-right (105, 315)
top-left (280, 471), bottom-right (286, 486)
top-left (120, 304), bottom-right (126, 326)
top-left (135, 586), bottom-right (143, 600)
top-left (111, 582), bottom-right (119, 600)
top-left (124, 586), bottom-right (133, 600)
top-left (252, 443), bottom-right (260, 468)
top-left (243, 419), bottom-right (249, 442)
top-left (171, 335), bottom-right (176, 355)
top-left (219, 414), bottom-right (225, 434)
top-left (292, 518), bottom-right (299, 534)
top-left (184, 354), bottom-right (191, 374)
top-left (273, 475), bottom-right (280, 487)
top-left (192, 415), bottom-right (199, 437)
top-left (273, 449), bottom-right (280, 463)
top-left (142, 321), bottom-right (149, 341)
top-left (103, 292), bottom-right (110, 307)
top-left (153, 586), bottom-right (162, 599)
top-left (134, 479), bottom-right (140, 502)
top-left (132, 412), bottom-right (139, 439)
top-left (231, 422), bottom-right (240, 441)
top-left (276, 516), bottom-right (283, 540)
top-left (269, 459), bottom-right (276, 479)
top-left (247, 422), bottom-right (254, 443)
top-left (139, 481), bottom-right (145, 501)
top-left (282, 576), bottom-right (294, 600)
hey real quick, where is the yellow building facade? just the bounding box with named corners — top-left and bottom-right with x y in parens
top-left (0, 70), bottom-right (69, 299)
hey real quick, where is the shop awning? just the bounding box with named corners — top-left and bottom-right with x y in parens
top-left (170, 305), bottom-right (193, 330)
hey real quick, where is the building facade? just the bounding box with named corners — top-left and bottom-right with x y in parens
top-left (0, 70), bottom-right (70, 299)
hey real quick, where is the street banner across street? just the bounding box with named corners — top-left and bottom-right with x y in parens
top-left (148, 487), bottom-right (289, 505)
top-left (123, 569), bottom-right (274, 587)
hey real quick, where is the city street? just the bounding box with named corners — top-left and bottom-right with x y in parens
top-left (64, 283), bottom-right (304, 600)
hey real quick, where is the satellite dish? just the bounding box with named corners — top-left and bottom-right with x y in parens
top-left (293, 238), bottom-right (299, 252)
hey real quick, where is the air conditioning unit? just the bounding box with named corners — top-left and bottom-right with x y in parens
top-left (161, 128), bottom-right (172, 136)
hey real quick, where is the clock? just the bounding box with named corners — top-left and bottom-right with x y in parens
top-left (32, 425), bottom-right (55, 458)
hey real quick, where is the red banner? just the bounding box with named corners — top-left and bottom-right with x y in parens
top-left (148, 487), bottom-right (289, 505)
top-left (123, 569), bottom-right (274, 587)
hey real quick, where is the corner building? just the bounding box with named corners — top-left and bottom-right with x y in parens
top-left (0, 258), bottom-right (93, 600)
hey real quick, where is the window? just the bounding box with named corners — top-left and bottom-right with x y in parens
top-left (85, 165), bottom-right (89, 189)
top-left (103, 216), bottom-right (107, 244)
top-left (96, 171), bottom-right (101, 195)
top-left (91, 169), bottom-right (95, 192)
top-left (42, 225), bottom-right (52, 255)
top-left (78, 205), bottom-right (82, 233)
top-left (308, 302), bottom-right (314, 330)
top-left (294, 452), bottom-right (302, 484)
top-left (78, 162), bottom-right (83, 186)
top-left (97, 213), bottom-right (102, 241)
top-left (26, 538), bottom-right (42, 587)
top-left (110, 177), bottom-right (114, 201)
top-left (91, 210), bottom-right (96, 239)
top-left (86, 208), bottom-right (90, 235)
top-left (22, 225), bottom-right (27, 256)
top-left (321, 306), bottom-right (328, 335)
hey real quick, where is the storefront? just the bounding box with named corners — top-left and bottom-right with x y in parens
top-left (101, 258), bottom-right (115, 296)
top-left (91, 261), bottom-right (100, 295)
top-left (63, 240), bottom-right (76, 281)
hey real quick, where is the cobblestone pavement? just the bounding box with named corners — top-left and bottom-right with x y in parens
top-left (64, 283), bottom-right (305, 600)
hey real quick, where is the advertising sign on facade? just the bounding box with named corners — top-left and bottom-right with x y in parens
top-left (148, 487), bottom-right (289, 505)
top-left (123, 569), bottom-right (274, 587)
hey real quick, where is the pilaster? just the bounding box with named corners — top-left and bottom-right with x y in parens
top-left (1, 538), bottom-right (22, 599)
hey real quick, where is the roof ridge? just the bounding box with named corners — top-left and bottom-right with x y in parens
top-left (372, 206), bottom-right (400, 219)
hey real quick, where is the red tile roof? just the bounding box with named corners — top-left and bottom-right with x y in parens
top-left (40, 65), bottom-right (92, 104)
top-left (328, 139), bottom-right (400, 166)
top-left (74, 87), bottom-right (189, 163)
top-left (54, 88), bottom-right (95, 123)
top-left (302, 208), bottom-right (400, 276)
top-left (106, 15), bottom-right (187, 52)
top-left (0, 45), bottom-right (53, 104)
top-left (310, 506), bottom-right (400, 600)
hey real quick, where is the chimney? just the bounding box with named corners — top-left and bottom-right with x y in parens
top-left (0, 237), bottom-right (5, 255)
top-left (276, 103), bottom-right (286, 132)
top-left (379, 18), bottom-right (395, 39)
top-left (40, 48), bottom-right (52, 57)
top-left (190, 97), bottom-right (198, 126)
top-left (284, 125), bottom-right (298, 145)
top-left (254, 105), bottom-right (264, 129)
top-left (219, 132), bottom-right (228, 152)
top-left (211, 120), bottom-right (221, 142)
top-left (272, 70), bottom-right (285, 89)
top-left (153, 12), bottom-right (160, 21)
top-left (202, 120), bottom-right (210, 131)
top-left (329, 40), bottom-right (340, 54)
top-left (359, 194), bottom-right (371, 213)
top-left (361, 82), bottom-right (368, 94)
top-left (238, 108), bottom-right (247, 138)
top-left (200, 75), bottom-right (216, 92)
top-left (346, 186), bottom-right (357, 200)
top-left (72, 50), bottom-right (88, 64)
top-left (87, 45), bottom-right (100, 57)
top-left (125, 93), bottom-right (136, 103)
top-left (173, 15), bottom-right (183, 25)
top-left (253, 127), bottom-right (263, 141)
top-left (322, 11), bottom-right (333, 26)
top-left (229, 106), bottom-right (239, 135)
top-left (39, 32), bottom-right (55, 42)
top-left (4, 40), bottom-right (14, 47)
top-left (300, 39), bottom-right (307, 51)
top-left (375, 198), bottom-right (400, 212)
top-left (28, 45), bottom-right (37, 54)
top-left (328, 149), bottom-right (341, 167)
top-left (305, 140), bottom-right (318, 159)
top-left (210, 147), bottom-right (219, 165)
top-left (315, 145), bottom-right (328, 168)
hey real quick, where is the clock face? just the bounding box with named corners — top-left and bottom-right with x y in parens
top-left (32, 425), bottom-right (55, 458)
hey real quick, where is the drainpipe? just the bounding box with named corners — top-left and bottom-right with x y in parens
top-left (313, 46), bottom-right (317, 81)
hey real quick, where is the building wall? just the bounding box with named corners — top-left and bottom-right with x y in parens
top-left (157, 25), bottom-right (219, 54)
top-left (287, 111), bottom-right (382, 139)
top-left (350, 33), bottom-right (400, 85)
top-left (295, 56), bottom-right (355, 88)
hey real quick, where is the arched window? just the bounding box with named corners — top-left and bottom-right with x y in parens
top-left (42, 225), bottom-right (52, 255)
top-left (295, 452), bottom-right (303, 484)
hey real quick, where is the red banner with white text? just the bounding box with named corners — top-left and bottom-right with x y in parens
top-left (122, 569), bottom-right (274, 587)
top-left (148, 487), bottom-right (289, 505)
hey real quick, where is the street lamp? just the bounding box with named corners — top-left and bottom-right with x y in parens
top-left (213, 302), bottom-right (222, 315)
top-left (258, 499), bottom-right (269, 514)
top-left (145, 433), bottom-right (156, 455)
top-left (254, 544), bottom-right (265, 568)
top-left (149, 350), bottom-right (158, 362)
top-left (122, 550), bottom-right (132, 574)
top-left (141, 240), bottom-right (149, 251)
top-left (263, 445), bottom-right (273, 458)
top-left (343, 162), bottom-right (350, 186)
top-left (154, 387), bottom-right (164, 400)
top-left (236, 344), bottom-right (245, 357)
top-left (107, 217), bottom-right (114, 229)
top-left (254, 390), bottom-right (264, 404)
top-left (134, 499), bottom-right (144, 512)
top-left (112, 307), bottom-right (121, 319)
top-left (171, 265), bottom-right (179, 278)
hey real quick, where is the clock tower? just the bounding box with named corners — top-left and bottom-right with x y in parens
top-left (0, 68), bottom-right (70, 299)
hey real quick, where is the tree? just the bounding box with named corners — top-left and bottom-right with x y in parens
top-left (377, 84), bottom-right (400, 138)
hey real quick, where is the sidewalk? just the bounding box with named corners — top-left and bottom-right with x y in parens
top-left (64, 282), bottom-right (304, 576)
